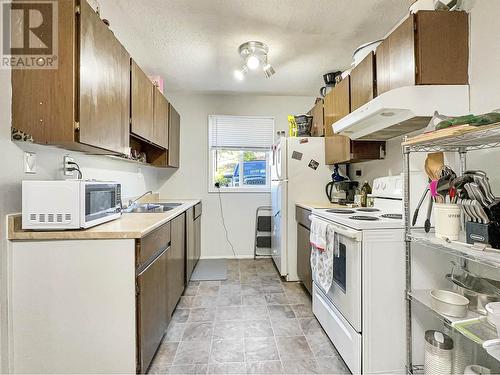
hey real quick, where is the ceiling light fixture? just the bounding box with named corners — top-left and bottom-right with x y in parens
top-left (235, 41), bottom-right (276, 80)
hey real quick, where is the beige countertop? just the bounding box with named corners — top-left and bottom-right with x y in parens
top-left (7, 199), bottom-right (201, 241)
top-left (295, 202), bottom-right (348, 211)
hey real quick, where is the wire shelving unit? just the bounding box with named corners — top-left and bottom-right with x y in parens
top-left (402, 123), bottom-right (500, 374)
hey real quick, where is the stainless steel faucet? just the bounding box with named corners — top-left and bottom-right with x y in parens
top-left (128, 190), bottom-right (153, 208)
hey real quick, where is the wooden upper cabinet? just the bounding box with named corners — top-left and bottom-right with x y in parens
top-left (79, 0), bottom-right (130, 154)
top-left (310, 100), bottom-right (324, 137)
top-left (131, 60), bottom-right (154, 141)
top-left (168, 105), bottom-right (180, 168)
top-left (350, 52), bottom-right (376, 111)
top-left (325, 135), bottom-right (385, 165)
top-left (323, 77), bottom-right (350, 136)
top-left (153, 88), bottom-right (169, 149)
top-left (376, 11), bottom-right (468, 95)
top-left (12, 0), bottom-right (76, 147)
top-left (12, 0), bottom-right (132, 155)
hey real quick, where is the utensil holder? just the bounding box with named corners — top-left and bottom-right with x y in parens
top-left (434, 203), bottom-right (461, 240)
top-left (465, 221), bottom-right (500, 248)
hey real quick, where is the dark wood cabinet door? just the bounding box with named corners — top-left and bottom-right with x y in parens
top-left (324, 77), bottom-right (350, 136)
top-left (376, 15), bottom-right (415, 96)
top-left (194, 215), bottom-right (201, 264)
top-left (137, 249), bottom-right (168, 373)
top-left (325, 135), bottom-right (385, 165)
top-left (415, 11), bottom-right (469, 85)
top-left (325, 135), bottom-right (350, 165)
top-left (350, 52), bottom-right (376, 111)
top-left (168, 105), bottom-right (180, 168)
top-left (131, 60), bottom-right (154, 141)
top-left (79, 0), bottom-right (130, 154)
top-left (11, 0), bottom-right (76, 145)
top-left (323, 91), bottom-right (335, 137)
top-left (310, 101), bottom-right (324, 137)
top-left (297, 223), bottom-right (312, 295)
top-left (185, 208), bottom-right (196, 283)
top-left (153, 88), bottom-right (169, 149)
top-left (167, 213), bottom-right (185, 316)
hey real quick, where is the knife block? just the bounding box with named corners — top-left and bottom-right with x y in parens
top-left (465, 221), bottom-right (500, 249)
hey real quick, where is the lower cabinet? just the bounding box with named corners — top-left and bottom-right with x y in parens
top-left (167, 213), bottom-right (186, 317)
top-left (186, 203), bottom-right (202, 284)
top-left (136, 214), bottom-right (186, 373)
top-left (296, 206), bottom-right (312, 294)
top-left (137, 248), bottom-right (169, 373)
top-left (194, 205), bottom-right (202, 267)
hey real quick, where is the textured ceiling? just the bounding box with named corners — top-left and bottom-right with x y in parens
top-left (98, 0), bottom-right (409, 96)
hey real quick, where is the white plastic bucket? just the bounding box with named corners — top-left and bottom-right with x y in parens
top-left (434, 203), bottom-right (461, 241)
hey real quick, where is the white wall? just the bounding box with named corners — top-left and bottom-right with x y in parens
top-left (0, 69), bottom-right (171, 372)
top-left (158, 94), bottom-right (314, 259)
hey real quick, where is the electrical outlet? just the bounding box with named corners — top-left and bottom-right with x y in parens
top-left (355, 169), bottom-right (362, 177)
top-left (24, 152), bottom-right (37, 174)
top-left (63, 155), bottom-right (75, 176)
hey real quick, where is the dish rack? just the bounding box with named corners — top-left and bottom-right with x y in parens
top-left (402, 123), bottom-right (500, 374)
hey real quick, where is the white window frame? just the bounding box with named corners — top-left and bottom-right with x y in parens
top-left (208, 115), bottom-right (274, 193)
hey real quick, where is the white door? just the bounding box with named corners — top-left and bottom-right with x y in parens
top-left (271, 180), bottom-right (287, 276)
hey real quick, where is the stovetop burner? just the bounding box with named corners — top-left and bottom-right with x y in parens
top-left (327, 209), bottom-right (356, 214)
top-left (356, 208), bottom-right (380, 212)
top-left (381, 214), bottom-right (403, 220)
top-left (349, 215), bottom-right (380, 221)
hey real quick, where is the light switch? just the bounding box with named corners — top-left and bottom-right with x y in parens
top-left (24, 152), bottom-right (37, 174)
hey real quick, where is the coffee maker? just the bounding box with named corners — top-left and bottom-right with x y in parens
top-left (325, 180), bottom-right (359, 204)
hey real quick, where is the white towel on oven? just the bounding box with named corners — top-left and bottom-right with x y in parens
top-left (310, 218), bottom-right (335, 292)
top-left (310, 218), bottom-right (327, 251)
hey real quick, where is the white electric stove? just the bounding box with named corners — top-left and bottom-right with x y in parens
top-left (313, 174), bottom-right (409, 230)
top-left (311, 175), bottom-right (413, 374)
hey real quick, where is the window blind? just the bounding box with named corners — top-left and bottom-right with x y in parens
top-left (209, 115), bottom-right (274, 150)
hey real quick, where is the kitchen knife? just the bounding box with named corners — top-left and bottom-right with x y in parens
top-left (469, 183), bottom-right (489, 207)
top-left (460, 199), bottom-right (472, 222)
top-left (472, 200), bottom-right (490, 224)
top-left (472, 175), bottom-right (495, 204)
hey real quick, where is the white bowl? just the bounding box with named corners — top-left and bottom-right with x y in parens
top-left (430, 289), bottom-right (469, 317)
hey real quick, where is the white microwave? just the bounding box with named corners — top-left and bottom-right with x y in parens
top-left (22, 180), bottom-right (122, 230)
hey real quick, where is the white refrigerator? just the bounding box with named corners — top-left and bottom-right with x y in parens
top-left (270, 137), bottom-right (332, 281)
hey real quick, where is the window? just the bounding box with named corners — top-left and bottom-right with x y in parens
top-left (208, 115), bottom-right (274, 192)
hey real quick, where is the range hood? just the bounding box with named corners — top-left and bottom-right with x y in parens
top-left (333, 85), bottom-right (470, 141)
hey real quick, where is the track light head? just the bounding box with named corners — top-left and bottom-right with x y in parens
top-left (263, 63), bottom-right (276, 78)
top-left (233, 65), bottom-right (248, 81)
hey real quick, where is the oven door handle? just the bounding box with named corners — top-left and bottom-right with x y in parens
top-left (309, 215), bottom-right (362, 241)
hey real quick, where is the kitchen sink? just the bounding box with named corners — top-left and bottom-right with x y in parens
top-left (125, 202), bottom-right (183, 213)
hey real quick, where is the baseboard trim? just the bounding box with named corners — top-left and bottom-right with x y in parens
top-left (200, 255), bottom-right (255, 260)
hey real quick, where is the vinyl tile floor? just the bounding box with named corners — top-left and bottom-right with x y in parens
top-left (148, 258), bottom-right (350, 375)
